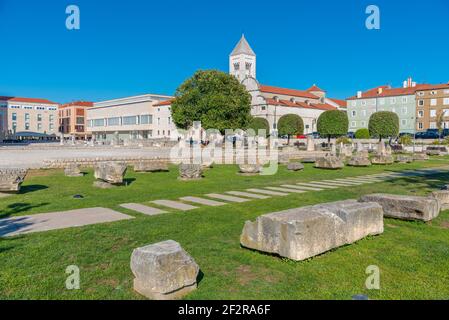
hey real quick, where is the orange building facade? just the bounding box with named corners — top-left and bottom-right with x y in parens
top-left (58, 101), bottom-right (93, 140)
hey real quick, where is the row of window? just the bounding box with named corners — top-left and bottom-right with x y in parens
top-left (11, 122), bottom-right (55, 131)
top-left (87, 115), bottom-right (172, 127)
top-left (417, 109), bottom-right (449, 118)
top-left (417, 98), bottom-right (449, 106)
top-left (350, 96), bottom-right (410, 107)
top-left (350, 107), bottom-right (409, 118)
top-left (6, 105), bottom-right (57, 111)
top-left (11, 113), bottom-right (55, 122)
top-left (417, 89), bottom-right (449, 96)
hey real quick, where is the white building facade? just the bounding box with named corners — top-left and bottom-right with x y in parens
top-left (86, 94), bottom-right (178, 142)
top-left (0, 96), bottom-right (59, 139)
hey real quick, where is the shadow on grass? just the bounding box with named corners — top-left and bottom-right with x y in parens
top-left (123, 178), bottom-right (136, 186)
top-left (0, 202), bottom-right (50, 219)
top-left (19, 185), bottom-right (48, 194)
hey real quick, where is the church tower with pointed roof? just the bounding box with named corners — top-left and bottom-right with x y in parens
top-left (229, 34), bottom-right (256, 82)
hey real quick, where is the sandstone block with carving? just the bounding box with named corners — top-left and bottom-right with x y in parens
top-left (130, 240), bottom-right (199, 300)
top-left (359, 193), bottom-right (440, 221)
top-left (239, 164), bottom-right (262, 175)
top-left (431, 190), bottom-right (449, 211)
top-left (93, 162), bottom-right (127, 185)
top-left (179, 164), bottom-right (203, 180)
top-left (0, 169), bottom-right (28, 193)
top-left (287, 162), bottom-right (304, 171)
top-left (314, 156), bottom-right (344, 169)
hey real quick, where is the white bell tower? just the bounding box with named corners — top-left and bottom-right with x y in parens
top-left (229, 34), bottom-right (256, 82)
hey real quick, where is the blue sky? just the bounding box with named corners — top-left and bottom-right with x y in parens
top-left (0, 0), bottom-right (448, 103)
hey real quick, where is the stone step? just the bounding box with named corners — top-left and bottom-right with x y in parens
top-left (246, 188), bottom-right (289, 196)
top-left (120, 203), bottom-right (167, 216)
top-left (265, 187), bottom-right (306, 194)
top-left (324, 180), bottom-right (362, 186)
top-left (296, 182), bottom-right (338, 189)
top-left (0, 207), bottom-right (134, 237)
top-left (226, 191), bottom-right (271, 199)
top-left (334, 179), bottom-right (368, 185)
top-left (280, 184), bottom-right (324, 191)
top-left (308, 181), bottom-right (345, 187)
top-left (179, 196), bottom-right (226, 207)
top-left (205, 194), bottom-right (250, 203)
top-left (151, 200), bottom-right (199, 211)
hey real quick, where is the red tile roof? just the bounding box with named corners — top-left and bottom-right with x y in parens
top-left (417, 83), bottom-right (449, 91)
top-left (60, 101), bottom-right (93, 108)
top-left (153, 99), bottom-right (173, 107)
top-left (260, 85), bottom-right (318, 99)
top-left (307, 85), bottom-right (325, 92)
top-left (328, 98), bottom-right (347, 108)
top-left (347, 84), bottom-right (434, 100)
top-left (0, 96), bottom-right (58, 105)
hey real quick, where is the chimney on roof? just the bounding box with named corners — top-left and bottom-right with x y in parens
top-left (403, 77), bottom-right (414, 88)
top-left (357, 91), bottom-right (362, 98)
top-left (377, 87), bottom-right (383, 95)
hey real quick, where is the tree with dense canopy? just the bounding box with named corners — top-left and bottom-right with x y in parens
top-left (317, 110), bottom-right (349, 142)
top-left (277, 114), bottom-right (304, 144)
top-left (368, 111), bottom-right (399, 142)
top-left (171, 70), bottom-right (252, 134)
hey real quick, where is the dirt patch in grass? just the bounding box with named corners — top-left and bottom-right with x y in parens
top-left (26, 169), bottom-right (59, 178)
top-left (236, 265), bottom-right (279, 285)
top-left (439, 221), bottom-right (449, 229)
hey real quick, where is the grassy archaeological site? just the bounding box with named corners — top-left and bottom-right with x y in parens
top-left (1, 158), bottom-right (449, 300)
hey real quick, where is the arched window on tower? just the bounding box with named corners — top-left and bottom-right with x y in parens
top-left (234, 63), bottom-right (240, 71)
top-left (245, 62), bottom-right (252, 71)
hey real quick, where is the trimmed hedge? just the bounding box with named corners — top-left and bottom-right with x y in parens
top-left (317, 110), bottom-right (348, 140)
top-left (355, 128), bottom-right (370, 139)
top-left (278, 114), bottom-right (304, 137)
top-left (369, 111), bottom-right (399, 140)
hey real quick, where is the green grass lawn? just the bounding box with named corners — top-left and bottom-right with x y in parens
top-left (1, 158), bottom-right (449, 300)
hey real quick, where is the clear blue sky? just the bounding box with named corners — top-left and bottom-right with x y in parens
top-left (1, 0), bottom-right (448, 103)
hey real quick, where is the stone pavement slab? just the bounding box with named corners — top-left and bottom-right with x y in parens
top-left (280, 184), bottom-right (324, 191)
top-left (152, 200), bottom-right (198, 211)
top-left (246, 188), bottom-right (289, 196)
top-left (296, 182), bottom-right (338, 189)
top-left (205, 194), bottom-right (250, 203)
top-left (0, 207), bottom-right (133, 237)
top-left (120, 203), bottom-right (167, 216)
top-left (226, 191), bottom-right (270, 199)
top-left (179, 196), bottom-right (226, 207)
top-left (265, 187), bottom-right (306, 194)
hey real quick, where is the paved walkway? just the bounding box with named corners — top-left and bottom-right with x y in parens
top-left (0, 207), bottom-right (133, 237)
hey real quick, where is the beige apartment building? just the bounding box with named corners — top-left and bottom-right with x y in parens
top-left (59, 101), bottom-right (93, 140)
top-left (0, 96), bottom-right (59, 139)
top-left (86, 94), bottom-right (178, 142)
top-left (416, 83), bottom-right (449, 131)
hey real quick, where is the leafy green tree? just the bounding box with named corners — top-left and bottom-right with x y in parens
top-left (436, 109), bottom-right (445, 142)
top-left (317, 110), bottom-right (349, 143)
top-left (368, 111), bottom-right (399, 142)
top-left (277, 114), bottom-right (304, 144)
top-left (171, 70), bottom-right (252, 133)
top-left (355, 128), bottom-right (370, 139)
top-left (248, 117), bottom-right (270, 136)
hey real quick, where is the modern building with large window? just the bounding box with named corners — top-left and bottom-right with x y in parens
top-left (0, 96), bottom-right (59, 139)
top-left (59, 101), bottom-right (93, 140)
top-left (86, 94), bottom-right (177, 142)
top-left (415, 83), bottom-right (449, 132)
top-left (346, 78), bottom-right (433, 134)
